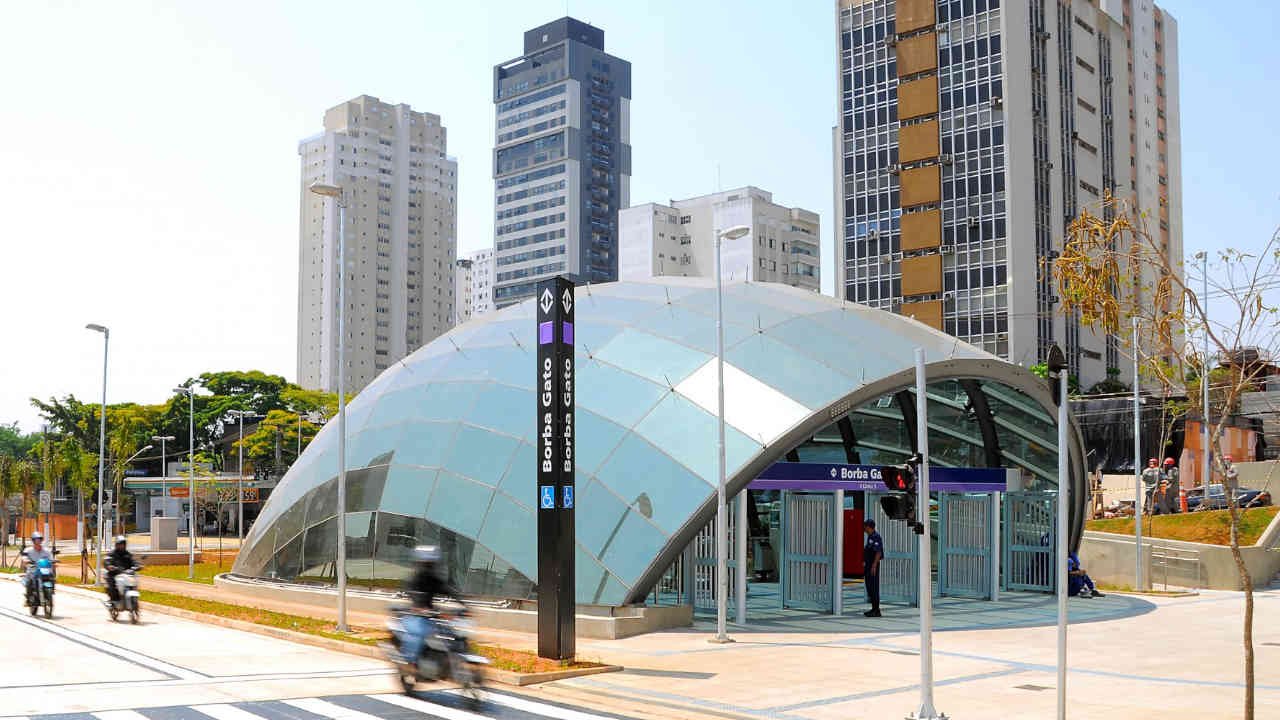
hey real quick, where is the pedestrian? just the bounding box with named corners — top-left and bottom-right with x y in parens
top-left (1152, 479), bottom-right (1172, 515)
top-left (1223, 454), bottom-right (1239, 490)
top-left (862, 518), bottom-right (883, 618)
top-left (1141, 458), bottom-right (1161, 513)
top-left (1068, 551), bottom-right (1104, 598)
top-left (1162, 458), bottom-right (1181, 513)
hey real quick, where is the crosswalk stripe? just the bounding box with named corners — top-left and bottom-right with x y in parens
top-left (466, 690), bottom-right (621, 720)
top-left (188, 704), bottom-right (269, 720)
top-left (368, 693), bottom-right (490, 720)
top-left (93, 712), bottom-right (150, 720)
top-left (281, 698), bottom-right (382, 720)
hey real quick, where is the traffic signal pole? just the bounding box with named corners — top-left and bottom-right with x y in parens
top-left (911, 348), bottom-right (944, 720)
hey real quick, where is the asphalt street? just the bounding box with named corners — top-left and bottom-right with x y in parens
top-left (0, 578), bottom-right (629, 720)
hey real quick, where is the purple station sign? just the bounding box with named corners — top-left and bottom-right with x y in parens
top-left (748, 462), bottom-right (1009, 492)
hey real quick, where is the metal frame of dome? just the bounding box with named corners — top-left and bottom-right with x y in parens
top-left (234, 278), bottom-right (1085, 607)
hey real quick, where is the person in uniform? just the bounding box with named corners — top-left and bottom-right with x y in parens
top-left (1162, 458), bottom-right (1180, 513)
top-left (862, 518), bottom-right (883, 618)
top-left (1141, 458), bottom-right (1162, 513)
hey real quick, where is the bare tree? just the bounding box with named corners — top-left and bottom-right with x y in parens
top-left (1053, 194), bottom-right (1279, 719)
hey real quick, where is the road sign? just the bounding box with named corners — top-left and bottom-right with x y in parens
top-left (38, 491), bottom-right (51, 514)
top-left (535, 275), bottom-right (575, 660)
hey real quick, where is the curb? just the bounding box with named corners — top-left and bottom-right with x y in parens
top-left (5, 576), bottom-right (622, 686)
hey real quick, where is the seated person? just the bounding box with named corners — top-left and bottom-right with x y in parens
top-left (1067, 551), bottom-right (1104, 598)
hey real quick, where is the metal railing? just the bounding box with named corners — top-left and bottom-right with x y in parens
top-left (1149, 544), bottom-right (1202, 591)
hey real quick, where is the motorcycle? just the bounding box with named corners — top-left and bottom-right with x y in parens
top-left (25, 558), bottom-right (55, 618)
top-left (381, 603), bottom-right (488, 706)
top-left (105, 564), bottom-right (142, 624)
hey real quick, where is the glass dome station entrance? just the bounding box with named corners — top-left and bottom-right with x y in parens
top-left (232, 279), bottom-right (1083, 622)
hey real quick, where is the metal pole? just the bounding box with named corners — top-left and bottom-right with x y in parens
top-left (735, 488), bottom-right (747, 624)
top-left (237, 412), bottom-right (244, 542)
top-left (713, 228), bottom-right (731, 643)
top-left (95, 329), bottom-right (108, 587)
top-left (187, 389), bottom-right (195, 579)
top-left (297, 412), bottom-right (302, 461)
top-left (336, 200), bottom-right (349, 632)
top-left (912, 348), bottom-right (941, 720)
top-left (160, 438), bottom-right (166, 517)
top-left (1133, 317), bottom-right (1143, 591)
top-left (1056, 369), bottom-right (1069, 720)
top-left (1200, 252), bottom-right (1210, 499)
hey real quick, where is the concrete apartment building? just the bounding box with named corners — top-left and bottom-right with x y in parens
top-left (620, 187), bottom-right (820, 291)
top-left (832, 0), bottom-right (1181, 388)
top-left (298, 95), bottom-right (458, 394)
top-left (453, 248), bottom-right (496, 325)
top-left (492, 17), bottom-right (632, 308)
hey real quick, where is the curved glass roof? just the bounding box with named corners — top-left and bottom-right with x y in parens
top-left (234, 279), bottom-right (1085, 606)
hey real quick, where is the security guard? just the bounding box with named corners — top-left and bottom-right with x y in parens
top-left (863, 518), bottom-right (883, 617)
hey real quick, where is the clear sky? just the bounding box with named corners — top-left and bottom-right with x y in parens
top-left (1, 0), bottom-right (1276, 433)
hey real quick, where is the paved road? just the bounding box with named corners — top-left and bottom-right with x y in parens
top-left (0, 579), bottom-right (629, 720)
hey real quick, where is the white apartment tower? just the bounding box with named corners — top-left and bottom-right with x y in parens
top-left (620, 187), bottom-right (820, 291)
top-left (298, 95), bottom-right (458, 394)
top-left (466, 248), bottom-right (495, 318)
top-left (833, 0), bottom-right (1181, 389)
top-left (454, 258), bottom-right (474, 326)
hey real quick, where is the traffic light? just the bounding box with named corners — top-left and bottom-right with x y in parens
top-left (879, 456), bottom-right (923, 533)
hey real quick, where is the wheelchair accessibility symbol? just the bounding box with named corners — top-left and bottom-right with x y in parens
top-left (540, 485), bottom-right (556, 510)
top-left (562, 485), bottom-right (574, 509)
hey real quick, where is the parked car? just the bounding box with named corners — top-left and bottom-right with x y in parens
top-left (1186, 484), bottom-right (1273, 511)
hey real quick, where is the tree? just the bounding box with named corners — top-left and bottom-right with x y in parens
top-left (1052, 194), bottom-right (1278, 719)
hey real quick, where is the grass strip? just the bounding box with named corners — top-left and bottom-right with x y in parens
top-left (139, 562), bottom-right (227, 585)
top-left (82, 585), bottom-right (603, 673)
top-left (1086, 506), bottom-right (1277, 545)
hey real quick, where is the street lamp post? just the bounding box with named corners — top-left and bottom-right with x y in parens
top-left (1195, 251), bottom-right (1210, 500)
top-left (1132, 317), bottom-right (1144, 591)
top-left (151, 435), bottom-right (175, 518)
top-left (711, 224), bottom-right (751, 644)
top-left (310, 181), bottom-right (350, 632)
top-left (227, 410), bottom-right (254, 541)
top-left (86, 324), bottom-right (109, 586)
top-left (173, 386), bottom-right (196, 579)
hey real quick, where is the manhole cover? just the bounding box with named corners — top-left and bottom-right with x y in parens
top-left (1015, 684), bottom-right (1053, 692)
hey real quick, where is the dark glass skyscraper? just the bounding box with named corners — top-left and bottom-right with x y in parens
top-left (492, 17), bottom-right (632, 308)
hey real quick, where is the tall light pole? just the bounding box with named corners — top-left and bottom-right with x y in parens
top-left (118, 445), bottom-right (153, 535)
top-left (1196, 251), bottom-right (1210, 498)
top-left (152, 435), bottom-right (175, 518)
top-left (227, 410), bottom-right (254, 541)
top-left (1132, 317), bottom-right (1144, 591)
top-left (86, 323), bottom-right (109, 585)
top-left (173, 386), bottom-right (196, 579)
top-left (1047, 345), bottom-right (1069, 720)
top-left (310, 181), bottom-right (350, 632)
top-left (711, 224), bottom-right (751, 644)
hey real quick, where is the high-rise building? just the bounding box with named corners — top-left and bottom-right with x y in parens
top-left (492, 17), bottom-right (631, 308)
top-left (298, 95), bottom-right (458, 394)
top-left (620, 187), bottom-right (820, 291)
top-left (465, 248), bottom-right (495, 318)
top-left (453, 248), bottom-right (496, 325)
top-left (832, 0), bottom-right (1180, 388)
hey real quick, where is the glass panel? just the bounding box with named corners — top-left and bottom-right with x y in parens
top-left (345, 511), bottom-right (377, 589)
top-left (272, 496), bottom-right (308, 550)
top-left (633, 392), bottom-right (759, 483)
top-left (433, 347), bottom-right (530, 387)
top-left (345, 465), bottom-right (389, 512)
top-left (631, 302), bottom-right (755, 355)
top-left (371, 513), bottom-right (433, 589)
top-left (367, 387), bottom-right (431, 430)
top-left (592, 327), bottom-right (712, 387)
top-left (726, 333), bottom-right (858, 411)
top-left (575, 359), bottom-right (667, 429)
top-left (461, 319), bottom-right (533, 349)
top-left (571, 319), bottom-right (627, 359)
top-left (393, 421), bottom-right (458, 468)
top-left (274, 534), bottom-right (302, 581)
top-left (849, 402), bottom-right (913, 465)
top-left (466, 384), bottom-right (536, 441)
top-left (595, 434), bottom-right (705, 536)
top-left (299, 516), bottom-right (337, 584)
top-left (346, 429), bottom-right (397, 471)
top-left (713, 288), bottom-right (796, 330)
top-left (444, 425), bottom-right (520, 487)
top-left (425, 470), bottom-right (495, 538)
top-left (304, 477), bottom-right (338, 527)
top-left (379, 465), bottom-right (438, 516)
top-left (765, 316), bottom-right (901, 383)
top-left (420, 382), bottom-right (483, 422)
top-left (597, 505), bottom-right (667, 586)
top-left (497, 443), bottom-right (537, 509)
top-left (575, 409), bottom-right (627, 475)
top-left (572, 477), bottom-right (634, 560)
top-left (476, 492), bottom-right (537, 584)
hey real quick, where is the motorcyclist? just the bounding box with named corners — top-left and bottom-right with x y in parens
top-left (21, 532), bottom-right (55, 606)
top-left (105, 536), bottom-right (135, 604)
top-left (396, 545), bottom-right (462, 666)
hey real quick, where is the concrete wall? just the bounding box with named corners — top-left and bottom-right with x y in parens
top-left (215, 573), bottom-right (692, 639)
top-left (1080, 508), bottom-right (1280, 590)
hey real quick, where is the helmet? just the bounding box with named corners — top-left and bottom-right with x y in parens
top-left (30, 531), bottom-right (43, 542)
top-left (1164, 458), bottom-right (1175, 466)
top-left (114, 535), bottom-right (127, 545)
top-left (411, 545), bottom-right (441, 564)
top-left (1224, 454), bottom-right (1233, 462)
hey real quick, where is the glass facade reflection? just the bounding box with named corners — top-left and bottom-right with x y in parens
top-left (234, 279), bottom-right (1084, 606)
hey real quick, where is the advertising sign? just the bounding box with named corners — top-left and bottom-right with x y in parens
top-left (535, 276), bottom-right (575, 660)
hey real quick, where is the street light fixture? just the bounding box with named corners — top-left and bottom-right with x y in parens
top-left (86, 323), bottom-right (108, 586)
top-left (173, 386), bottom-right (196, 579)
top-left (309, 180), bottom-right (350, 632)
top-left (152, 435), bottom-right (176, 517)
top-left (712, 224), bottom-right (750, 644)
